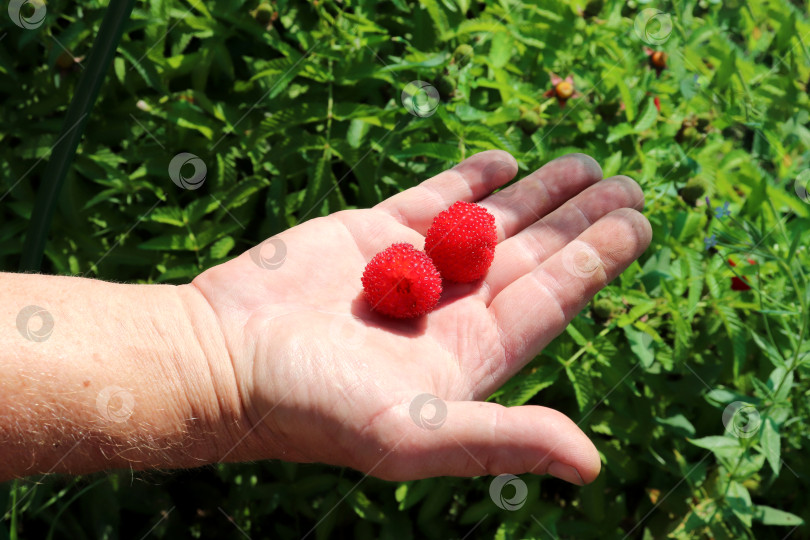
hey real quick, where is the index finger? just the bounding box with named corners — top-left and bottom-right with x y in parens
top-left (374, 150), bottom-right (518, 235)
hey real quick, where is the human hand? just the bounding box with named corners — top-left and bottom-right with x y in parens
top-left (187, 150), bottom-right (651, 485)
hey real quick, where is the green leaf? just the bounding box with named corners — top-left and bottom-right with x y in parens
top-left (489, 32), bottom-right (512, 68)
top-left (602, 150), bottom-right (622, 177)
top-left (209, 236), bottom-right (235, 259)
top-left (300, 150), bottom-right (333, 218)
top-left (706, 388), bottom-right (752, 407)
top-left (257, 102), bottom-right (328, 136)
top-left (689, 436), bottom-right (743, 460)
top-left (138, 233), bottom-right (196, 251)
top-left (714, 49), bottom-right (737, 90)
top-left (633, 98), bottom-right (658, 133)
top-left (689, 436), bottom-right (739, 450)
top-left (671, 211), bottom-right (703, 243)
top-left (717, 304), bottom-right (747, 378)
top-left (396, 479), bottom-right (435, 511)
top-left (767, 366), bottom-right (793, 402)
top-left (566, 361), bottom-right (595, 412)
top-left (754, 505), bottom-right (804, 526)
top-left (389, 143), bottom-right (461, 162)
top-left (186, 197), bottom-right (221, 223)
top-left (655, 414), bottom-right (696, 438)
top-left (624, 325), bottom-right (655, 369)
top-left (606, 123), bottom-right (636, 143)
top-left (760, 417), bottom-right (781, 475)
top-left (150, 206), bottom-right (185, 227)
top-left (502, 363), bottom-right (561, 406)
top-left (346, 119), bottom-right (370, 149)
top-left (345, 489), bottom-right (388, 523)
top-left (726, 480), bottom-right (753, 527)
top-left (421, 0), bottom-right (449, 39)
top-left (156, 264), bottom-right (201, 283)
top-left (670, 307), bottom-right (693, 364)
top-left (750, 332), bottom-right (786, 367)
top-left (616, 76), bottom-right (635, 122)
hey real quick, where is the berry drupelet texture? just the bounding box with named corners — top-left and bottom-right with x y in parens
top-left (361, 243), bottom-right (443, 318)
top-left (424, 201), bottom-right (498, 283)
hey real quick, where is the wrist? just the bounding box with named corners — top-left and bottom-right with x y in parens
top-left (0, 274), bottom-right (247, 479)
top-left (172, 282), bottom-right (257, 465)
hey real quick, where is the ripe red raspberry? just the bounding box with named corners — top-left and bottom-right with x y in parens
top-left (425, 201), bottom-right (497, 282)
top-left (361, 243), bottom-right (442, 318)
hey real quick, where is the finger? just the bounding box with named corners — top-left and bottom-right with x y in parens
top-left (479, 153), bottom-right (604, 241)
top-left (375, 150), bottom-right (518, 235)
top-left (372, 401), bottom-right (600, 484)
top-left (488, 208), bottom-right (651, 376)
top-left (481, 176), bottom-right (645, 304)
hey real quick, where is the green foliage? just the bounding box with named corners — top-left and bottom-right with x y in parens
top-left (2, 0), bottom-right (810, 538)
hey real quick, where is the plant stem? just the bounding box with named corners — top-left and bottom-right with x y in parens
top-left (19, 0), bottom-right (136, 272)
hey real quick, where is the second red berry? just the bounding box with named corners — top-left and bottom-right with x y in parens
top-left (425, 201), bottom-right (498, 283)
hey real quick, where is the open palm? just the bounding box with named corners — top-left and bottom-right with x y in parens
top-left (189, 150), bottom-right (651, 485)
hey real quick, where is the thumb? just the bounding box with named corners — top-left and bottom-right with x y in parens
top-left (373, 398), bottom-right (600, 484)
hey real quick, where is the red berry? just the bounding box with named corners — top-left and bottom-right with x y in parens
top-left (728, 257), bottom-right (756, 291)
top-left (362, 243), bottom-right (442, 318)
top-left (425, 201), bottom-right (497, 282)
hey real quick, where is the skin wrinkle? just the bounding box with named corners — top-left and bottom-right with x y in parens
top-left (482, 404), bottom-right (506, 476)
top-left (532, 268), bottom-right (569, 323)
top-left (528, 169), bottom-right (553, 220)
top-left (518, 232), bottom-right (547, 268)
top-left (567, 199), bottom-right (594, 229)
top-left (478, 337), bottom-right (502, 396)
top-left (485, 194), bottom-right (514, 241)
top-left (419, 180), bottom-right (456, 217)
top-left (537, 218), bottom-right (565, 253)
top-left (445, 167), bottom-right (478, 200)
top-left (180, 282), bottom-right (245, 455)
top-left (334, 214), bottom-right (380, 267)
top-left (486, 305), bottom-right (512, 394)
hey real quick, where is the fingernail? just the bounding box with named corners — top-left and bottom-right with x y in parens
top-left (547, 461), bottom-right (585, 485)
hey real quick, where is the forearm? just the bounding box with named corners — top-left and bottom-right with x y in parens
top-left (0, 272), bottom-right (243, 482)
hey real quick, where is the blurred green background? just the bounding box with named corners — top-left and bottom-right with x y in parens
top-left (2, 0), bottom-right (810, 538)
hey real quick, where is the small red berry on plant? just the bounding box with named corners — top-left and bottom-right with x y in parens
top-left (362, 243), bottom-right (442, 318)
top-left (728, 257), bottom-right (756, 291)
top-left (644, 47), bottom-right (667, 77)
top-left (543, 73), bottom-right (581, 108)
top-left (425, 201), bottom-right (498, 283)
